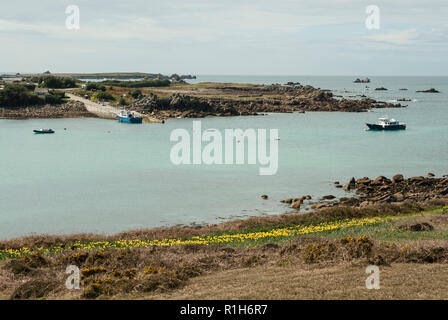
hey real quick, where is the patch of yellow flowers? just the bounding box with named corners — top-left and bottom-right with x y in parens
top-left (0, 216), bottom-right (385, 259)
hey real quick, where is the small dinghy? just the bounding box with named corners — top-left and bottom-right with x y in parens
top-left (366, 117), bottom-right (406, 131)
top-left (33, 129), bottom-right (55, 134)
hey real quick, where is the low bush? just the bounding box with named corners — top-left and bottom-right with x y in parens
top-left (99, 79), bottom-right (170, 88)
top-left (95, 91), bottom-right (115, 101)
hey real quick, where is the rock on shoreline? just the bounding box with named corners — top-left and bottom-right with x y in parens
top-left (281, 173), bottom-right (448, 211)
top-left (339, 174), bottom-right (448, 207)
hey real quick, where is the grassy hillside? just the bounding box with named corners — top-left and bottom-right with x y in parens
top-left (1, 202), bottom-right (448, 300)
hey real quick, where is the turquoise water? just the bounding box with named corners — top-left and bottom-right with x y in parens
top-left (1, 76), bottom-right (447, 239)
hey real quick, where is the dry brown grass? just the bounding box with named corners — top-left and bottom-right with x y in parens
top-left (1, 234), bottom-right (448, 300)
top-left (143, 262), bottom-right (448, 300)
top-left (1, 201), bottom-right (448, 300)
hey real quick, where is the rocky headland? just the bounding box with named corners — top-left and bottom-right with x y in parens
top-left (128, 83), bottom-right (405, 120)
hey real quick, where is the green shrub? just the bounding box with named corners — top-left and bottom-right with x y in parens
top-left (129, 89), bottom-right (142, 99)
top-left (38, 76), bottom-right (77, 89)
top-left (118, 96), bottom-right (128, 105)
top-left (98, 79), bottom-right (170, 88)
top-left (95, 91), bottom-right (115, 101)
top-left (44, 91), bottom-right (66, 104)
top-left (0, 84), bottom-right (42, 108)
top-left (85, 82), bottom-right (106, 91)
top-left (24, 83), bottom-right (36, 91)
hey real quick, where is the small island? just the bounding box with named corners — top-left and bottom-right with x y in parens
top-left (353, 77), bottom-right (370, 83)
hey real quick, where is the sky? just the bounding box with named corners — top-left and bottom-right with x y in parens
top-left (0, 0), bottom-right (447, 75)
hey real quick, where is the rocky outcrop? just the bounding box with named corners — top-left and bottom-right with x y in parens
top-left (281, 173), bottom-right (447, 212)
top-left (128, 84), bottom-right (405, 120)
top-left (280, 195), bottom-right (313, 210)
top-left (416, 88), bottom-right (440, 93)
top-left (0, 101), bottom-right (96, 119)
top-left (354, 78), bottom-right (370, 83)
top-left (339, 174), bottom-right (448, 206)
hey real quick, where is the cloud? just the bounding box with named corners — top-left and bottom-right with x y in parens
top-left (0, 0), bottom-right (447, 75)
top-left (0, 17), bottom-right (216, 43)
top-left (366, 28), bottom-right (419, 45)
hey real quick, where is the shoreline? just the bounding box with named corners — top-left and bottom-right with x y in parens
top-left (0, 82), bottom-right (405, 120)
top-left (1, 201), bottom-right (448, 299)
top-left (1, 173), bottom-right (446, 244)
top-left (0, 100), bottom-right (97, 120)
top-left (0, 171), bottom-right (446, 300)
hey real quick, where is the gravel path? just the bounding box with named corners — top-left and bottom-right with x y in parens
top-left (66, 93), bottom-right (163, 123)
top-left (66, 93), bottom-right (120, 119)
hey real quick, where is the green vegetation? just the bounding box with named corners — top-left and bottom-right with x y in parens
top-left (2, 203), bottom-right (448, 300)
top-left (36, 76), bottom-right (77, 89)
top-left (95, 91), bottom-right (115, 102)
top-left (0, 84), bottom-right (41, 107)
top-left (0, 84), bottom-right (67, 108)
top-left (85, 82), bottom-right (106, 91)
top-left (129, 89), bottom-right (143, 99)
top-left (64, 72), bottom-right (166, 79)
top-left (1, 204), bottom-right (447, 260)
top-left (42, 91), bottom-right (67, 105)
top-left (98, 79), bottom-right (170, 88)
top-left (118, 96), bottom-right (128, 105)
top-left (311, 208), bottom-right (448, 242)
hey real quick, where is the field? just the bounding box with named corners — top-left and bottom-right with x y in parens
top-left (1, 201), bottom-right (448, 300)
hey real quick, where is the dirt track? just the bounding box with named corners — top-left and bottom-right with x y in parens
top-left (66, 93), bottom-right (163, 123)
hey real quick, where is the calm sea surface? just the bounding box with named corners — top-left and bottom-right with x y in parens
top-left (1, 76), bottom-right (447, 239)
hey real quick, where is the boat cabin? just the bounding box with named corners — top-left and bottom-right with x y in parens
top-left (378, 117), bottom-right (399, 125)
top-left (119, 110), bottom-right (135, 118)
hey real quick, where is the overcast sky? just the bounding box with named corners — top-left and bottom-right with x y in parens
top-left (1, 0), bottom-right (447, 75)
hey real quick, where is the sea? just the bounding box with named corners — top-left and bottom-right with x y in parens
top-left (0, 76), bottom-right (447, 239)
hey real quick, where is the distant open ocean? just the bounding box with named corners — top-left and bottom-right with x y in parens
top-left (0, 76), bottom-right (447, 239)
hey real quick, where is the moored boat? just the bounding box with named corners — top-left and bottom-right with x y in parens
top-left (118, 110), bottom-right (142, 124)
top-left (366, 117), bottom-right (406, 131)
top-left (33, 129), bottom-right (55, 134)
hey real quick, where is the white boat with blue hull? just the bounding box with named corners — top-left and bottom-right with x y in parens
top-left (118, 110), bottom-right (142, 124)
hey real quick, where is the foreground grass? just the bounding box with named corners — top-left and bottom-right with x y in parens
top-left (308, 207), bottom-right (448, 241)
top-left (1, 206), bottom-right (446, 260)
top-left (0, 217), bottom-right (384, 259)
top-left (1, 204), bottom-right (448, 300)
top-left (142, 263), bottom-right (448, 300)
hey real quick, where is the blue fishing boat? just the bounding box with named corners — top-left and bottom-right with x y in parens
top-left (118, 110), bottom-right (142, 124)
